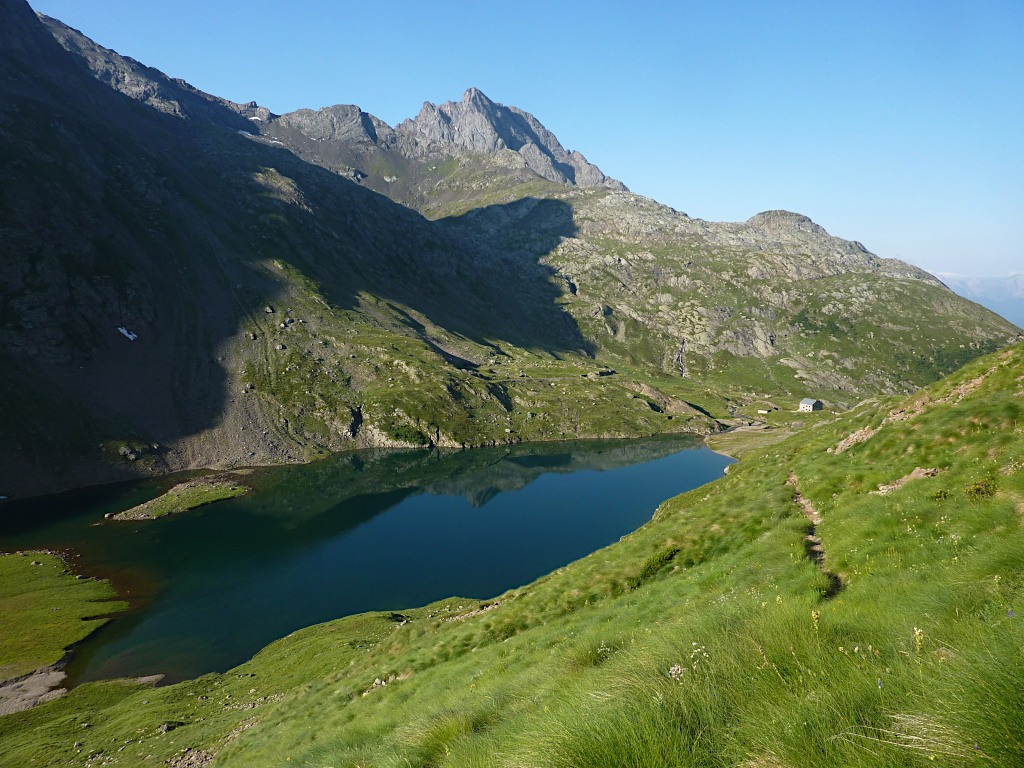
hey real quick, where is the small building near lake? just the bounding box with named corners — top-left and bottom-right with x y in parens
top-left (798, 398), bottom-right (823, 412)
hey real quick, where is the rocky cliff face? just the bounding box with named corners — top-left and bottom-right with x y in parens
top-left (38, 13), bottom-right (264, 130)
top-left (394, 87), bottom-right (625, 190)
top-left (273, 104), bottom-right (390, 145)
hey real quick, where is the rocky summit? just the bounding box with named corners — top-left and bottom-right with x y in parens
top-left (0, 0), bottom-right (1019, 498)
top-left (395, 87), bottom-right (625, 189)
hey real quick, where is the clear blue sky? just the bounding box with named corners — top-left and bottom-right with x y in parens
top-left (30, 0), bottom-right (1024, 275)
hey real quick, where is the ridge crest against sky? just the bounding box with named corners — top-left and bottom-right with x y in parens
top-left (28, 0), bottom-right (1023, 275)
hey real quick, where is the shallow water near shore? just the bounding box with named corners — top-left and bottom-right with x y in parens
top-left (0, 436), bottom-right (732, 685)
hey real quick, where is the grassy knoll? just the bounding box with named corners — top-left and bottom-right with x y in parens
top-left (706, 424), bottom-right (794, 458)
top-left (0, 553), bottom-right (126, 684)
top-left (2, 344), bottom-right (1023, 766)
top-left (111, 475), bottom-right (250, 521)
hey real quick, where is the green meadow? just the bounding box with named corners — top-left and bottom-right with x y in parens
top-left (0, 553), bottom-right (125, 685)
top-left (111, 476), bottom-right (250, 521)
top-left (1, 343), bottom-right (1023, 767)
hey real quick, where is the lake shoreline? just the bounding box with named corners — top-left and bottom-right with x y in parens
top-left (0, 551), bottom-right (129, 714)
top-left (1, 436), bottom-right (732, 691)
top-left (4, 438), bottom-right (733, 684)
top-left (1, 426), bottom-right (725, 503)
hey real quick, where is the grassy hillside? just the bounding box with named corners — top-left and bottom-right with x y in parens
top-left (2, 344), bottom-right (1021, 766)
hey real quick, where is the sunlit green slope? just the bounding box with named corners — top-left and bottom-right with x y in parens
top-left (3, 342), bottom-right (1022, 766)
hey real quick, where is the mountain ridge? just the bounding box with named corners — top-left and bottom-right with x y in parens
top-left (1, 0), bottom-right (1019, 500)
top-left (25, 11), bottom-right (973, 296)
top-left (39, 15), bottom-right (624, 196)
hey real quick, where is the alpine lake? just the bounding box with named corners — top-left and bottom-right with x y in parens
top-left (0, 436), bottom-right (732, 686)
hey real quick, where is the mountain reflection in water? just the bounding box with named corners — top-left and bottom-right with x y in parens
top-left (0, 436), bottom-right (732, 685)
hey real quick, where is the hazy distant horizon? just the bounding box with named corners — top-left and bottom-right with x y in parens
top-left (934, 271), bottom-right (1024, 328)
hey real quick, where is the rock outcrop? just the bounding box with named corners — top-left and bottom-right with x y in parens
top-left (273, 105), bottom-right (392, 145)
top-left (394, 88), bottom-right (625, 190)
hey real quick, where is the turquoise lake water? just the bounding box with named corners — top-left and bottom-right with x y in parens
top-left (0, 436), bottom-right (732, 684)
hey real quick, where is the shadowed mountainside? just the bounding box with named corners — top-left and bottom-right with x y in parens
top-left (0, 0), bottom-right (1019, 499)
top-left (1, 0), bottom-right (607, 496)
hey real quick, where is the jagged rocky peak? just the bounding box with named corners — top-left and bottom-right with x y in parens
top-left (402, 87), bottom-right (507, 154)
top-left (397, 87), bottom-right (627, 191)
